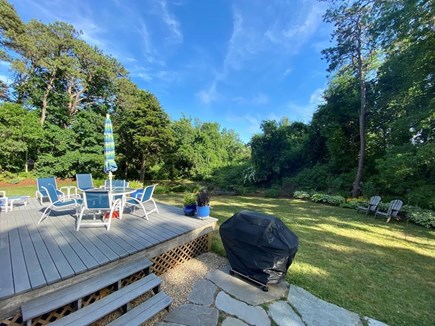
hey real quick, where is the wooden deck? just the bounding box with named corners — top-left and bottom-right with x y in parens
top-left (0, 198), bottom-right (217, 319)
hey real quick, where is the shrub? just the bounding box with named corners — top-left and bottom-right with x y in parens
top-left (170, 184), bottom-right (189, 193)
top-left (311, 193), bottom-right (345, 206)
top-left (290, 164), bottom-right (330, 191)
top-left (265, 187), bottom-right (280, 198)
top-left (339, 197), bottom-right (367, 209)
top-left (154, 184), bottom-right (170, 194)
top-left (293, 190), bottom-right (311, 199)
top-left (402, 206), bottom-right (435, 228)
top-left (128, 180), bottom-right (143, 189)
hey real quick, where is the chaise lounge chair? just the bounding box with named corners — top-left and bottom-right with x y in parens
top-left (36, 177), bottom-right (65, 204)
top-left (38, 184), bottom-right (82, 224)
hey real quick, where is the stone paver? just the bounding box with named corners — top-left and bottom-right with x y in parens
top-left (288, 285), bottom-right (363, 326)
top-left (268, 300), bottom-right (305, 326)
top-left (163, 303), bottom-right (219, 326)
top-left (221, 317), bottom-right (249, 326)
top-left (215, 291), bottom-right (270, 326)
top-left (188, 279), bottom-right (217, 306)
top-left (159, 264), bottom-right (390, 326)
top-left (207, 265), bottom-right (288, 305)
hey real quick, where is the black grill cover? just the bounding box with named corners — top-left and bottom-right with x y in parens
top-left (220, 210), bottom-right (299, 285)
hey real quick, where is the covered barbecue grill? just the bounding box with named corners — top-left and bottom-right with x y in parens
top-left (219, 210), bottom-right (299, 291)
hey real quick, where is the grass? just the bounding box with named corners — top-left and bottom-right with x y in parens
top-left (156, 193), bottom-right (435, 326)
top-left (1, 182), bottom-right (433, 325)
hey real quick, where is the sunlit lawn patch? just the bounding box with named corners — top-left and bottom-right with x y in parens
top-left (157, 193), bottom-right (435, 326)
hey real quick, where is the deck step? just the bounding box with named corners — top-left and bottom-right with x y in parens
top-left (107, 291), bottom-right (172, 326)
top-left (21, 257), bottom-right (152, 324)
top-left (49, 273), bottom-right (161, 326)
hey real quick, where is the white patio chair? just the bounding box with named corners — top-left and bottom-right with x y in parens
top-left (36, 177), bottom-right (65, 204)
top-left (125, 184), bottom-right (159, 219)
top-left (76, 190), bottom-right (121, 231)
top-left (38, 184), bottom-right (82, 224)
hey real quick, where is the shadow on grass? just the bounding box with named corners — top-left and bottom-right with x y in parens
top-left (191, 195), bottom-right (434, 326)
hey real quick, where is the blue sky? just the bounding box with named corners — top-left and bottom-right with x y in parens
top-left (2, 0), bottom-right (332, 143)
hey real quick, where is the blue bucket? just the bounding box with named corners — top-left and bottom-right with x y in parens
top-left (197, 205), bottom-right (210, 218)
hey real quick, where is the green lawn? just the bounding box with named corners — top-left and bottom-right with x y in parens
top-left (156, 194), bottom-right (435, 326)
top-left (1, 183), bottom-right (433, 325)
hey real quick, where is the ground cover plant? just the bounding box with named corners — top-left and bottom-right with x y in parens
top-left (157, 193), bottom-right (435, 326)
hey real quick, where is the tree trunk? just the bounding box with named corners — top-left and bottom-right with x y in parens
top-left (124, 161), bottom-right (128, 180)
top-left (40, 74), bottom-right (55, 125)
top-left (352, 42), bottom-right (366, 197)
top-left (140, 154), bottom-right (146, 183)
top-left (66, 79), bottom-right (84, 117)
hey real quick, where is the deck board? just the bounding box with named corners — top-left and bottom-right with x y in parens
top-left (14, 210), bottom-right (46, 289)
top-left (0, 198), bottom-right (217, 310)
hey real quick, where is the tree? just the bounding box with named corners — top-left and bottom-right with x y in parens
top-left (116, 89), bottom-right (173, 183)
top-left (0, 103), bottom-right (42, 172)
top-left (12, 21), bottom-right (79, 125)
top-left (250, 119), bottom-right (309, 183)
top-left (0, 0), bottom-right (24, 60)
top-left (322, 0), bottom-right (376, 197)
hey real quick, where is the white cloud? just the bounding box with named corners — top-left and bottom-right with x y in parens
top-left (196, 82), bottom-right (218, 105)
top-left (197, 0), bottom-right (326, 105)
top-left (135, 73), bottom-right (152, 82)
top-left (264, 2), bottom-right (325, 53)
top-left (310, 88), bottom-right (326, 107)
top-left (76, 18), bottom-right (106, 49)
top-left (0, 75), bottom-right (11, 83)
top-left (286, 88), bottom-right (325, 123)
top-left (283, 68), bottom-right (293, 77)
top-left (233, 93), bottom-right (269, 106)
top-left (158, 0), bottom-right (183, 43)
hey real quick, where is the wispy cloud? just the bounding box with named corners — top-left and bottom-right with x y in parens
top-left (285, 87), bottom-right (325, 122)
top-left (196, 0), bottom-right (326, 105)
top-left (232, 93), bottom-right (269, 106)
top-left (158, 0), bottom-right (183, 43)
top-left (196, 82), bottom-right (218, 105)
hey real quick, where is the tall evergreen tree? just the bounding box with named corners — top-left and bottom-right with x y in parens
top-left (321, 0), bottom-right (376, 197)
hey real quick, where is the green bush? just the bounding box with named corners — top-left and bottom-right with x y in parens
top-left (406, 185), bottom-right (435, 210)
top-left (170, 184), bottom-right (190, 193)
top-left (293, 190), bottom-right (311, 199)
top-left (265, 188), bottom-right (280, 198)
top-left (210, 162), bottom-right (253, 192)
top-left (402, 206), bottom-right (435, 228)
top-left (290, 164), bottom-right (330, 191)
top-left (154, 184), bottom-right (170, 194)
top-left (339, 197), bottom-right (367, 209)
top-left (311, 193), bottom-right (346, 206)
top-left (128, 180), bottom-right (143, 189)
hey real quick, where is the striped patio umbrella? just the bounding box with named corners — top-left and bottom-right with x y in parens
top-left (104, 114), bottom-right (117, 190)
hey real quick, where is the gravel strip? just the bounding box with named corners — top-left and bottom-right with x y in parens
top-left (144, 252), bottom-right (228, 325)
top-left (94, 252), bottom-right (228, 326)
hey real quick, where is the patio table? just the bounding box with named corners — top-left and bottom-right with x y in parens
top-left (87, 187), bottom-right (136, 219)
top-left (60, 186), bottom-right (78, 199)
top-left (8, 196), bottom-right (30, 211)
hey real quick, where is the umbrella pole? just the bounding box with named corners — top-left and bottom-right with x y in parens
top-left (109, 171), bottom-right (113, 191)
